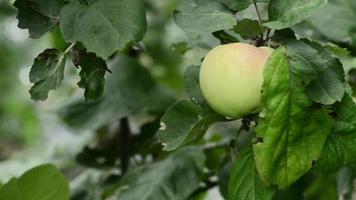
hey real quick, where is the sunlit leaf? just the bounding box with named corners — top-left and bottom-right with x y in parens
top-left (0, 164), bottom-right (69, 200)
top-left (253, 47), bottom-right (333, 189)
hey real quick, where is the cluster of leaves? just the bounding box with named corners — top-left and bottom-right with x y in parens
top-left (160, 0), bottom-right (356, 198)
top-left (14, 0), bottom-right (147, 101)
top-left (3, 0), bottom-right (356, 199)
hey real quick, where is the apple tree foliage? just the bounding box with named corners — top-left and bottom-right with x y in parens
top-left (2, 0), bottom-right (356, 199)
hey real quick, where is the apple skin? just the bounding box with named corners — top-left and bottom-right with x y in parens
top-left (199, 43), bottom-right (273, 119)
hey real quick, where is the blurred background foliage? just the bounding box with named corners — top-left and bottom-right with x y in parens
top-left (1, 0), bottom-right (356, 199)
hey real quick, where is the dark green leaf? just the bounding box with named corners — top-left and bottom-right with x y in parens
top-left (265, 0), bottom-right (327, 29)
top-left (228, 146), bottom-right (275, 200)
top-left (218, 162), bottom-right (231, 199)
top-left (72, 47), bottom-right (107, 101)
top-left (219, 0), bottom-right (269, 11)
top-left (158, 99), bottom-right (224, 151)
top-left (234, 19), bottom-right (263, 39)
top-left (59, 0), bottom-right (147, 59)
top-left (212, 30), bottom-right (240, 44)
top-left (14, 0), bottom-right (65, 38)
top-left (0, 164), bottom-right (69, 200)
top-left (285, 40), bottom-right (346, 105)
top-left (316, 96), bottom-right (356, 172)
top-left (270, 28), bottom-right (296, 42)
top-left (253, 47), bottom-right (333, 189)
top-left (115, 147), bottom-right (205, 200)
top-left (174, 0), bottom-right (236, 35)
top-left (184, 65), bottom-right (205, 105)
top-left (29, 48), bottom-right (66, 101)
top-left (60, 55), bottom-right (175, 129)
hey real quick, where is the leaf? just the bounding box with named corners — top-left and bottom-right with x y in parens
top-left (212, 30), bottom-right (240, 44)
top-left (172, 42), bottom-right (191, 54)
top-left (285, 40), bottom-right (346, 105)
top-left (323, 43), bottom-right (350, 58)
top-left (59, 0), bottom-right (147, 59)
top-left (253, 47), bottom-right (333, 189)
top-left (219, 0), bottom-right (269, 11)
top-left (174, 0), bottom-right (236, 35)
top-left (234, 19), bottom-right (263, 39)
top-left (218, 163), bottom-right (232, 199)
top-left (115, 147), bottom-right (206, 200)
top-left (316, 96), bottom-right (356, 172)
top-left (0, 164), bottom-right (69, 200)
top-left (184, 65), bottom-right (205, 105)
top-left (264, 0), bottom-right (327, 29)
top-left (228, 146), bottom-right (275, 200)
top-left (60, 55), bottom-right (175, 129)
top-left (158, 99), bottom-right (224, 151)
top-left (72, 47), bottom-right (107, 101)
top-left (14, 0), bottom-right (65, 38)
top-left (307, 0), bottom-right (356, 41)
top-left (29, 48), bottom-right (66, 101)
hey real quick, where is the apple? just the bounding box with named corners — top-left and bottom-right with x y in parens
top-left (199, 43), bottom-right (273, 119)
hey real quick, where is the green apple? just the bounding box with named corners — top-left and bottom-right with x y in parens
top-left (199, 43), bottom-right (273, 119)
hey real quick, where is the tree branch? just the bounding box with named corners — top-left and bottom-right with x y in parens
top-left (118, 117), bottom-right (130, 174)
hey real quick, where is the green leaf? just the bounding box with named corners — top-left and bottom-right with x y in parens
top-left (212, 30), bottom-right (240, 44)
top-left (219, 0), bottom-right (269, 11)
top-left (172, 42), bottom-right (191, 54)
top-left (14, 0), bottom-right (65, 38)
top-left (228, 146), bottom-right (275, 200)
top-left (184, 65), bottom-right (205, 105)
top-left (218, 163), bottom-right (231, 199)
top-left (234, 19), bottom-right (263, 39)
top-left (115, 147), bottom-right (205, 200)
top-left (285, 40), bottom-right (346, 105)
top-left (307, 0), bottom-right (356, 41)
top-left (322, 43), bottom-right (350, 58)
top-left (264, 0), bottom-right (327, 29)
top-left (158, 99), bottom-right (224, 151)
top-left (72, 47), bottom-right (107, 101)
top-left (0, 164), bottom-right (69, 200)
top-left (59, 0), bottom-right (147, 59)
top-left (316, 96), bottom-right (356, 172)
top-left (29, 48), bottom-right (66, 101)
top-left (174, 0), bottom-right (236, 35)
top-left (253, 47), bottom-right (333, 189)
top-left (60, 55), bottom-right (175, 129)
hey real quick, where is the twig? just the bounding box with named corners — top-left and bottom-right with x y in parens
top-left (118, 117), bottom-right (130, 174)
top-left (203, 139), bottom-right (231, 150)
top-left (252, 0), bottom-right (263, 33)
top-left (190, 180), bottom-right (218, 197)
top-left (64, 43), bottom-right (76, 54)
top-left (265, 29), bottom-right (271, 41)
